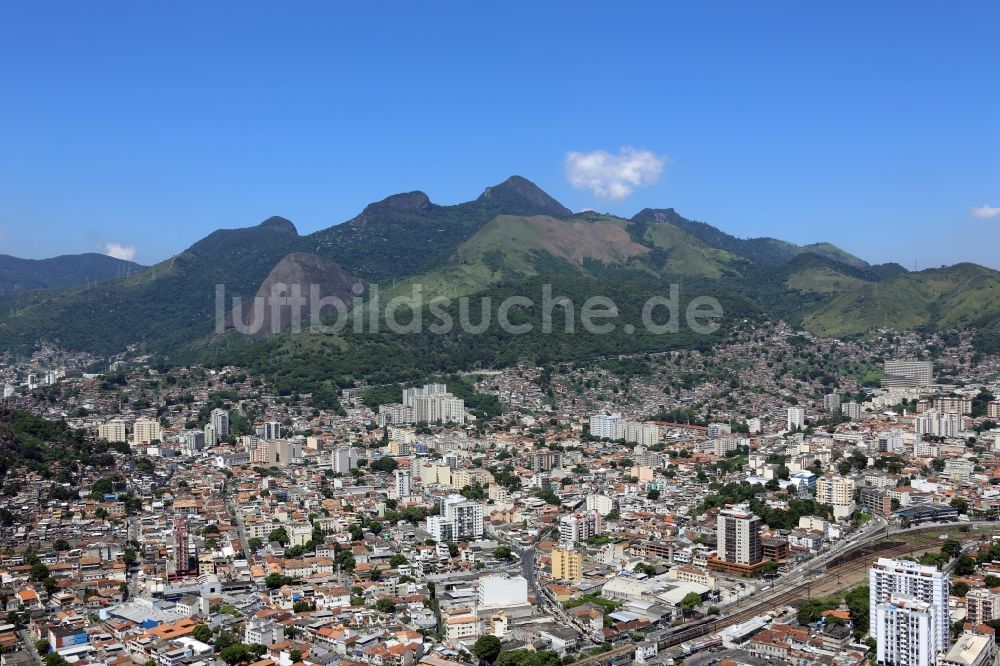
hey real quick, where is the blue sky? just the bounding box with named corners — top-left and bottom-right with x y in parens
top-left (1, 2), bottom-right (998, 268)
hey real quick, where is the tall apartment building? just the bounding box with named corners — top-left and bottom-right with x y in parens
top-left (943, 458), bottom-right (974, 482)
top-left (393, 470), bottom-right (412, 499)
top-left (532, 450), bottom-right (562, 472)
top-left (589, 414), bottom-right (623, 439)
top-left (883, 360), bottom-right (933, 388)
top-left (874, 597), bottom-right (939, 666)
top-left (559, 512), bottom-right (601, 548)
top-left (551, 547), bottom-right (583, 583)
top-left (210, 408), bottom-right (230, 439)
top-left (330, 446), bottom-right (358, 476)
top-left (988, 401), bottom-right (1000, 420)
top-left (815, 475), bottom-right (856, 520)
top-left (204, 423), bottom-right (217, 448)
top-left (252, 439), bottom-right (302, 466)
top-left (966, 588), bottom-right (1000, 626)
top-left (842, 401), bottom-right (862, 420)
top-left (256, 421), bottom-right (282, 440)
top-left (98, 419), bottom-right (127, 443)
top-left (869, 557), bottom-right (949, 650)
top-left (823, 393), bottom-right (841, 412)
top-left (716, 506), bottom-right (763, 567)
top-left (786, 406), bottom-right (805, 431)
top-left (132, 418), bottom-right (161, 445)
top-left (860, 487), bottom-right (893, 518)
top-left (180, 430), bottom-right (205, 454)
top-left (402, 383), bottom-right (448, 406)
top-left (588, 414), bottom-right (658, 445)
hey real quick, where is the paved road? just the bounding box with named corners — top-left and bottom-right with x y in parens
top-left (18, 630), bottom-right (42, 665)
top-left (224, 481), bottom-right (252, 558)
top-left (126, 515), bottom-right (141, 598)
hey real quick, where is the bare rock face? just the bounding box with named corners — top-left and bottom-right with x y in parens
top-left (227, 253), bottom-right (363, 339)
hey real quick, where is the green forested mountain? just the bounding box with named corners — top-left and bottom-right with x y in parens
top-left (0, 253), bottom-right (143, 294)
top-left (0, 175), bottom-right (997, 371)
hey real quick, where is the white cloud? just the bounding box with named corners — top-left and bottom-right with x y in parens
top-left (102, 242), bottom-right (137, 261)
top-left (971, 204), bottom-right (1000, 219)
top-left (564, 147), bottom-right (667, 200)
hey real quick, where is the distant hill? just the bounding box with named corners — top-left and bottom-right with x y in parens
top-left (0, 217), bottom-right (304, 356)
top-left (0, 253), bottom-right (143, 294)
top-left (803, 263), bottom-right (1000, 342)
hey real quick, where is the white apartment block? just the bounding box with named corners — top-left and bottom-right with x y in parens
top-left (589, 413), bottom-right (623, 439)
top-left (256, 421), bottom-right (281, 440)
top-left (786, 406), bottom-right (805, 431)
top-left (869, 557), bottom-right (949, 650)
top-left (425, 494), bottom-right (484, 542)
top-left (815, 475), bottom-right (856, 520)
top-left (943, 457), bottom-right (974, 482)
top-left (392, 470), bottom-right (412, 499)
top-left (585, 494), bottom-right (615, 516)
top-left (916, 410), bottom-right (962, 438)
top-left (210, 408), bottom-right (230, 439)
top-left (379, 403), bottom-right (415, 425)
top-left (559, 511), bottom-right (601, 548)
top-left (966, 588), bottom-right (1000, 626)
top-left (874, 597), bottom-right (939, 666)
top-left (331, 447), bottom-right (357, 474)
top-left (842, 401), bottom-right (862, 420)
top-left (414, 394), bottom-right (465, 424)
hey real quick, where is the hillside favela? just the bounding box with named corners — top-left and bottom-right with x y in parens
top-left (1, 5), bottom-right (999, 666)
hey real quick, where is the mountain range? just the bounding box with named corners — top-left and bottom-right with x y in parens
top-left (2, 176), bottom-right (998, 387)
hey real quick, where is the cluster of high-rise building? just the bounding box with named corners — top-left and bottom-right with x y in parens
top-left (378, 383), bottom-right (465, 425)
top-left (424, 494), bottom-right (484, 542)
top-left (916, 410), bottom-right (964, 438)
